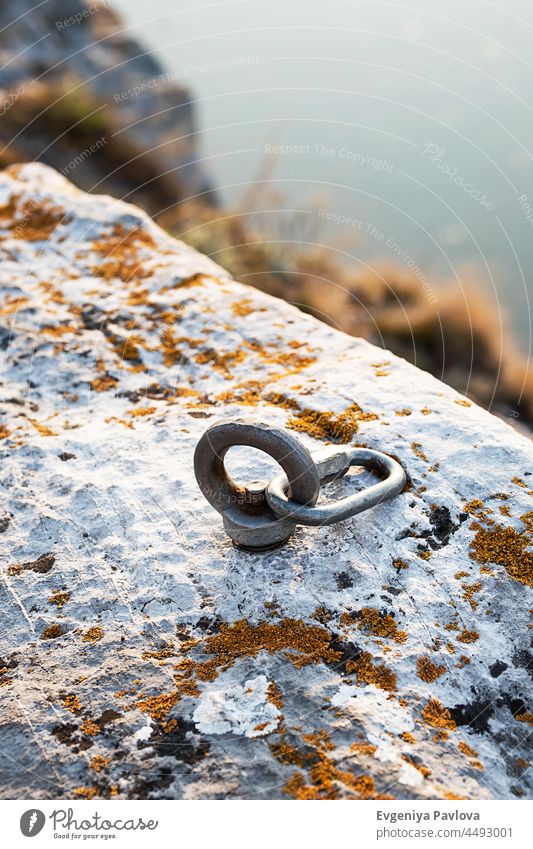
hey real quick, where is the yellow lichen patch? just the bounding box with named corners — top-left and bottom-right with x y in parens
top-left (91, 375), bottom-right (117, 392)
top-left (347, 652), bottom-right (397, 692)
top-left (72, 786), bottom-right (99, 799)
top-left (282, 730), bottom-right (382, 800)
top-left (91, 223), bottom-right (156, 283)
top-left (357, 608), bottom-right (407, 643)
top-left (461, 581), bottom-right (482, 611)
top-left (199, 618), bottom-right (342, 673)
top-left (195, 347), bottom-right (246, 377)
top-left (411, 442), bottom-right (428, 462)
top-left (49, 589), bottom-right (70, 609)
top-left (395, 408), bottom-right (412, 416)
top-left (127, 287), bottom-right (150, 306)
top-left (454, 399), bottom-right (472, 408)
top-left (29, 419), bottom-right (57, 437)
top-left (41, 624), bottom-right (63, 640)
top-left (270, 741), bottom-right (306, 768)
top-left (393, 558), bottom-right (409, 571)
top-left (112, 335), bottom-right (144, 364)
top-left (0, 425), bottom-right (10, 440)
top-left (267, 681), bottom-right (284, 709)
top-left (421, 698), bottom-right (456, 730)
top-left (41, 324), bottom-right (78, 337)
top-left (62, 694), bottom-right (83, 714)
top-left (350, 742), bottom-right (377, 757)
top-left (232, 298), bottom-right (255, 316)
top-left (464, 499), bottom-right (484, 516)
top-left (400, 732), bottom-right (416, 744)
top-left (420, 407), bottom-right (432, 415)
top-left (456, 629), bottom-right (479, 644)
top-left (512, 477), bottom-right (526, 488)
top-left (82, 627), bottom-right (103, 644)
top-left (416, 655), bottom-right (446, 682)
top-left (143, 643), bottom-right (176, 661)
top-left (470, 524), bottom-right (533, 588)
top-left (12, 201), bottom-right (67, 241)
top-left (160, 328), bottom-right (183, 367)
top-left (287, 403), bottom-right (377, 443)
top-left (89, 755), bottom-right (111, 773)
top-left (520, 511), bottom-right (533, 532)
top-left (516, 712), bottom-right (533, 726)
top-left (134, 691), bottom-right (180, 723)
top-left (0, 295), bottom-right (28, 316)
top-left (458, 741), bottom-right (478, 758)
top-left (128, 406), bottom-right (156, 417)
top-left (80, 719), bottom-right (100, 737)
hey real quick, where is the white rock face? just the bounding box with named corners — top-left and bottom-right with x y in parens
top-left (0, 163), bottom-right (532, 801)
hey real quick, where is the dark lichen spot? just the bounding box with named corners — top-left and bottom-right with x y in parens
top-left (449, 700), bottom-right (494, 734)
top-left (336, 571), bottom-right (353, 590)
top-left (59, 452), bottom-right (76, 461)
top-left (489, 660), bottom-right (508, 679)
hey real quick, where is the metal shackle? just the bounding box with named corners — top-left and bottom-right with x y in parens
top-left (193, 419), bottom-right (321, 550)
top-left (193, 419), bottom-right (407, 552)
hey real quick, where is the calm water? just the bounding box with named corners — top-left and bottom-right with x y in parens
top-left (114, 0), bottom-right (533, 352)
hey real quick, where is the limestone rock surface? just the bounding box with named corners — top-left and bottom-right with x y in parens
top-left (0, 164), bottom-right (532, 800)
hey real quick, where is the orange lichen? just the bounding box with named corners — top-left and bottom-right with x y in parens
top-left (134, 691), bottom-right (180, 723)
top-left (80, 719), bottom-right (100, 737)
top-left (400, 732), bottom-right (416, 744)
top-left (143, 643), bottom-right (176, 661)
top-left (454, 399), bottom-right (472, 407)
top-left (416, 655), bottom-right (446, 682)
top-left (393, 558), bottom-right (409, 571)
top-left (199, 618), bottom-right (342, 672)
top-left (128, 406), bottom-right (156, 417)
top-left (347, 652), bottom-right (397, 692)
top-left (41, 624), bottom-right (63, 640)
top-left (72, 786), bottom-right (99, 799)
top-left (29, 419), bottom-right (57, 437)
top-left (91, 375), bottom-right (117, 392)
top-left (282, 731), bottom-right (380, 800)
top-left (232, 298), bottom-right (255, 316)
top-left (89, 755), bottom-right (111, 773)
top-left (464, 499), bottom-right (484, 515)
top-left (287, 403), bottom-right (377, 443)
top-left (82, 627), bottom-right (103, 644)
top-left (516, 712), bottom-right (533, 726)
top-left (421, 698), bottom-right (456, 730)
top-left (470, 524), bottom-right (533, 588)
top-left (395, 408), bottom-right (412, 416)
top-left (456, 629), bottom-right (479, 644)
top-left (49, 589), bottom-right (70, 609)
top-left (267, 681), bottom-right (284, 709)
top-left (458, 741), bottom-right (478, 758)
top-left (62, 694), bottom-right (83, 714)
top-left (357, 608), bottom-right (407, 643)
top-left (194, 347), bottom-right (246, 376)
top-left (461, 581), bottom-right (482, 611)
top-left (350, 742), bottom-right (377, 757)
top-left (410, 442), bottom-right (429, 462)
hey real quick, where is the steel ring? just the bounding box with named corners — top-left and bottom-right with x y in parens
top-left (265, 447), bottom-right (406, 527)
top-left (193, 419), bottom-right (320, 549)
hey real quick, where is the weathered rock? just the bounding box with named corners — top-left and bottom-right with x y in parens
top-left (0, 1), bottom-right (214, 212)
top-left (0, 163), bottom-right (532, 800)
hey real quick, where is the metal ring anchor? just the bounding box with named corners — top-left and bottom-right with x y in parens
top-left (266, 446), bottom-right (406, 526)
top-left (193, 419), bottom-right (320, 550)
top-left (193, 419), bottom-right (406, 551)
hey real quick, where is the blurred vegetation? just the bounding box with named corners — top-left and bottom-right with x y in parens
top-left (159, 190), bottom-right (533, 430)
top-left (1, 75), bottom-right (531, 429)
